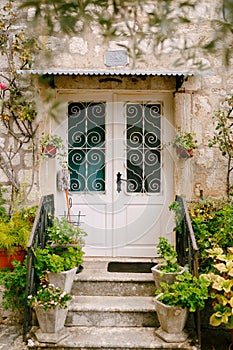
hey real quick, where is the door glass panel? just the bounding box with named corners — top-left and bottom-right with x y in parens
top-left (68, 102), bottom-right (106, 192)
top-left (126, 103), bottom-right (161, 193)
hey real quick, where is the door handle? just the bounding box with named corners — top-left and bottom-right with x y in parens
top-left (116, 172), bottom-right (128, 193)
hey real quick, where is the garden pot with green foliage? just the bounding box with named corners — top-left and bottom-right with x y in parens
top-left (46, 217), bottom-right (87, 247)
top-left (151, 237), bottom-right (185, 290)
top-left (28, 283), bottom-right (72, 343)
top-left (40, 133), bottom-right (66, 160)
top-left (173, 127), bottom-right (198, 159)
top-left (35, 246), bottom-right (84, 293)
top-left (0, 207), bottom-right (36, 270)
top-left (154, 272), bottom-right (210, 343)
top-left (201, 247), bottom-right (233, 345)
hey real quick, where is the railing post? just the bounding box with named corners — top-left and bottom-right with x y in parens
top-left (23, 194), bottom-right (54, 341)
top-left (175, 195), bottom-right (201, 347)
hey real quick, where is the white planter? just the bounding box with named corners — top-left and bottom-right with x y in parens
top-left (151, 263), bottom-right (185, 290)
top-left (154, 294), bottom-right (189, 343)
top-left (34, 305), bottom-right (69, 343)
top-left (47, 266), bottom-right (77, 293)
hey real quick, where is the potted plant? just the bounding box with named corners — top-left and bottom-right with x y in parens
top-left (200, 246), bottom-right (233, 347)
top-left (151, 237), bottom-right (185, 289)
top-left (46, 217), bottom-right (87, 247)
top-left (173, 127), bottom-right (198, 158)
top-left (27, 282), bottom-right (72, 343)
top-left (0, 207), bottom-right (36, 270)
top-left (40, 133), bottom-right (66, 159)
top-left (154, 272), bottom-right (210, 342)
top-left (35, 246), bottom-right (84, 293)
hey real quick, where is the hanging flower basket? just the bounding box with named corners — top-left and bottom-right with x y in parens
top-left (40, 134), bottom-right (66, 160)
top-left (176, 146), bottom-right (193, 159)
top-left (42, 145), bottom-right (57, 158)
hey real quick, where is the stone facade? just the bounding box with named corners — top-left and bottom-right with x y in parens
top-left (0, 0), bottom-right (232, 208)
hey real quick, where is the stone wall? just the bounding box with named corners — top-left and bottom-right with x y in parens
top-left (0, 0), bottom-right (232, 204)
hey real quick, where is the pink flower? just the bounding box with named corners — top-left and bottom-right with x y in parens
top-left (0, 83), bottom-right (7, 90)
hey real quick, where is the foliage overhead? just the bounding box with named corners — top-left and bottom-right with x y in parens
top-left (20, 0), bottom-right (233, 67)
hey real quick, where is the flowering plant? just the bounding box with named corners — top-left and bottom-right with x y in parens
top-left (27, 283), bottom-right (72, 311)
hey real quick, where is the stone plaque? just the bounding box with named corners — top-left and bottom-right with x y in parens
top-left (105, 50), bottom-right (128, 67)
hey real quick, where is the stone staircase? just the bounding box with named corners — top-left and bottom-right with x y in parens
top-left (28, 258), bottom-right (199, 350)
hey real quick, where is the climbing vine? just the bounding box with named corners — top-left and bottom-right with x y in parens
top-left (209, 94), bottom-right (233, 198)
top-left (0, 0), bottom-right (40, 211)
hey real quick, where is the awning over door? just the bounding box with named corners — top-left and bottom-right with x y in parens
top-left (17, 69), bottom-right (213, 76)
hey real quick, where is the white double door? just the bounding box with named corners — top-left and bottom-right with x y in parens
top-left (63, 91), bottom-right (174, 257)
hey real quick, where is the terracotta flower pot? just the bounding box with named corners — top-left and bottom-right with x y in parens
top-left (42, 145), bottom-right (57, 158)
top-left (0, 247), bottom-right (26, 270)
top-left (176, 146), bottom-right (193, 158)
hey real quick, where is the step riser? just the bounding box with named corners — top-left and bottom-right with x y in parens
top-left (66, 311), bottom-right (159, 327)
top-left (72, 281), bottom-right (155, 297)
top-left (31, 347), bottom-right (194, 350)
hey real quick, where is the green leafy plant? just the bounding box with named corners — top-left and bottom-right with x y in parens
top-left (156, 272), bottom-right (210, 312)
top-left (0, 208), bottom-right (35, 253)
top-left (27, 283), bottom-right (72, 311)
top-left (0, 184), bottom-right (6, 219)
top-left (208, 94), bottom-right (233, 197)
top-left (0, 259), bottom-right (27, 311)
top-left (40, 133), bottom-right (66, 162)
top-left (35, 246), bottom-right (84, 278)
top-left (156, 237), bottom-right (181, 273)
top-left (47, 217), bottom-right (87, 246)
top-left (173, 127), bottom-right (198, 151)
top-left (189, 199), bottom-right (233, 273)
top-left (201, 247), bottom-right (233, 328)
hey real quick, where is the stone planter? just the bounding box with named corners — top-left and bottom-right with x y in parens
top-left (154, 294), bottom-right (189, 343)
top-left (47, 266), bottom-right (77, 293)
top-left (34, 305), bottom-right (69, 343)
top-left (151, 263), bottom-right (185, 290)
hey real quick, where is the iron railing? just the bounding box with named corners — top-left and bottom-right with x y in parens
top-left (175, 195), bottom-right (200, 347)
top-left (23, 194), bottom-right (54, 340)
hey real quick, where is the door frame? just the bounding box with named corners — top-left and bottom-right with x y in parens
top-left (47, 89), bottom-right (175, 257)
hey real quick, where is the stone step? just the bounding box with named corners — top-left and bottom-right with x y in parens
top-left (28, 326), bottom-right (198, 350)
top-left (73, 270), bottom-right (155, 297)
top-left (66, 295), bottom-right (159, 327)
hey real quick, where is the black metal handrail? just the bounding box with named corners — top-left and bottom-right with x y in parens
top-left (23, 194), bottom-right (54, 340)
top-left (175, 195), bottom-right (199, 277)
top-left (175, 195), bottom-right (200, 347)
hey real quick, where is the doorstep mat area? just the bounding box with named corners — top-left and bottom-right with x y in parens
top-left (107, 262), bottom-right (156, 273)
